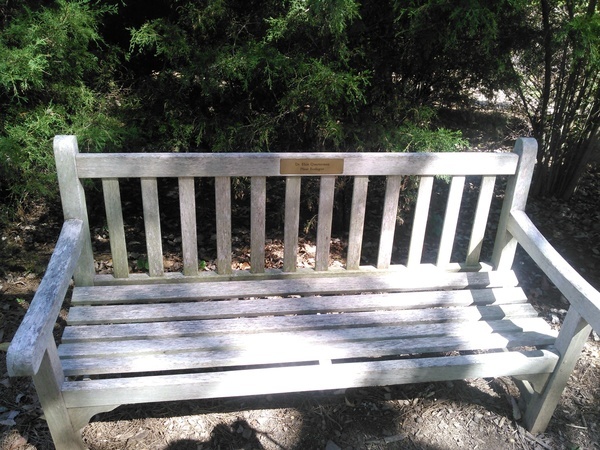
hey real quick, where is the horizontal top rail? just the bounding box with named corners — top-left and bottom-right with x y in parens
top-left (75, 152), bottom-right (519, 178)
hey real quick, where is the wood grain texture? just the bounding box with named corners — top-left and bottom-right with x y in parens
top-left (215, 177), bottom-right (232, 275)
top-left (178, 177), bottom-right (198, 276)
top-left (250, 177), bottom-right (266, 273)
top-left (66, 288), bottom-right (534, 326)
top-left (407, 176), bottom-right (434, 268)
top-left (141, 178), bottom-right (164, 277)
top-left (53, 136), bottom-right (95, 286)
top-left (315, 176), bottom-right (336, 271)
top-left (75, 152), bottom-right (520, 178)
top-left (466, 176), bottom-right (496, 266)
top-left (377, 176), bottom-right (403, 269)
top-left (284, 177), bottom-right (301, 272)
top-left (61, 350), bottom-right (557, 408)
top-left (492, 138), bottom-right (537, 269)
top-left (72, 270), bottom-right (520, 305)
top-left (346, 176), bottom-right (369, 270)
top-left (7, 220), bottom-right (83, 377)
top-left (437, 176), bottom-right (466, 267)
top-left (102, 179), bottom-right (129, 278)
top-left (508, 210), bottom-right (600, 332)
top-left (33, 344), bottom-right (86, 449)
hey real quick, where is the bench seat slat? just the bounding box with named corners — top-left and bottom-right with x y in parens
top-left (62, 312), bottom-right (548, 343)
top-left (59, 327), bottom-right (556, 376)
top-left (67, 287), bottom-right (530, 325)
top-left (72, 270), bottom-right (519, 305)
top-left (60, 320), bottom-right (552, 359)
top-left (61, 350), bottom-right (557, 409)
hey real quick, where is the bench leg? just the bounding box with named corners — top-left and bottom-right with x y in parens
top-left (33, 344), bottom-right (87, 450)
top-left (523, 308), bottom-right (591, 433)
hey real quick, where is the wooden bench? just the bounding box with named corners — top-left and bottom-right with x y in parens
top-left (7, 135), bottom-right (600, 449)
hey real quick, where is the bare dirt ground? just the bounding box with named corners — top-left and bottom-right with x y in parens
top-left (1, 118), bottom-right (600, 449)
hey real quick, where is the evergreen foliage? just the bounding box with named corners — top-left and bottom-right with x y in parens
top-left (2, 0), bottom-right (598, 213)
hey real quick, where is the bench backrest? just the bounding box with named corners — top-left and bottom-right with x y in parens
top-left (53, 136), bottom-right (537, 286)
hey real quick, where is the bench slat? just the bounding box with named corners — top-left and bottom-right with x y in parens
top-left (178, 177), bottom-right (198, 276)
top-left (71, 270), bottom-right (519, 305)
top-left (346, 176), bottom-right (368, 270)
top-left (101, 179), bottom-right (129, 278)
top-left (284, 177), bottom-right (301, 272)
top-left (250, 177), bottom-right (266, 273)
top-left (75, 152), bottom-right (520, 178)
top-left (437, 176), bottom-right (465, 267)
top-left (215, 176), bottom-right (232, 275)
top-left (60, 320), bottom-right (552, 358)
top-left (59, 327), bottom-right (556, 376)
top-left (315, 176), bottom-right (336, 271)
top-left (141, 178), bottom-right (164, 277)
top-left (67, 286), bottom-right (529, 325)
top-left (377, 176), bottom-right (403, 269)
top-left (61, 350), bottom-right (558, 408)
top-left (407, 176), bottom-right (434, 268)
top-left (466, 176), bottom-right (496, 266)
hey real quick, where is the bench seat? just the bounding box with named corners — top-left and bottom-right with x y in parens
top-left (56, 270), bottom-right (558, 408)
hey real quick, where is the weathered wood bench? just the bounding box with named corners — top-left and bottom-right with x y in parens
top-left (7, 136), bottom-right (600, 449)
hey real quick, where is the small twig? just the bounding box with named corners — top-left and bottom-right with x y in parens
top-left (565, 423), bottom-right (588, 430)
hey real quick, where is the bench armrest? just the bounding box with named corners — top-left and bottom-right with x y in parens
top-left (7, 219), bottom-right (85, 377)
top-left (508, 210), bottom-right (600, 332)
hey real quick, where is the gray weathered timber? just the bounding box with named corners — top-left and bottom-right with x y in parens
top-left (53, 136), bottom-right (95, 285)
top-left (9, 135), bottom-right (600, 449)
top-left (346, 176), bottom-right (369, 270)
top-left (215, 177), bottom-right (232, 275)
top-left (7, 220), bottom-right (83, 377)
top-left (61, 350), bottom-right (558, 409)
top-left (407, 176), bottom-right (434, 268)
top-left (76, 152), bottom-right (520, 178)
top-left (102, 178), bottom-right (129, 278)
top-left (250, 176), bottom-right (267, 273)
top-left (141, 178), bottom-right (164, 277)
top-left (71, 270), bottom-right (519, 305)
top-left (492, 138), bottom-right (537, 269)
top-left (437, 176), bottom-right (466, 267)
top-left (315, 176), bottom-right (336, 271)
top-left (377, 176), bottom-right (403, 269)
top-left (178, 177), bottom-right (199, 276)
top-left (466, 176), bottom-right (496, 266)
top-left (283, 177), bottom-right (301, 272)
top-left (33, 344), bottom-right (86, 449)
top-left (508, 210), bottom-right (600, 332)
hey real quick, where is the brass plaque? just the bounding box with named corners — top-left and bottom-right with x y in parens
top-left (280, 158), bottom-right (344, 175)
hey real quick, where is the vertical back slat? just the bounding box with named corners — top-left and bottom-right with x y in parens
top-left (436, 176), bottom-right (466, 267)
top-left (377, 175), bottom-right (403, 269)
top-left (251, 176), bottom-right (267, 274)
top-left (178, 177), bottom-right (198, 276)
top-left (283, 177), bottom-right (301, 272)
top-left (315, 176), bottom-right (336, 271)
top-left (407, 176), bottom-right (434, 268)
top-left (141, 178), bottom-right (164, 277)
top-left (102, 178), bottom-right (129, 278)
top-left (465, 176), bottom-right (496, 267)
top-left (346, 176), bottom-right (369, 270)
top-left (215, 177), bottom-right (232, 275)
